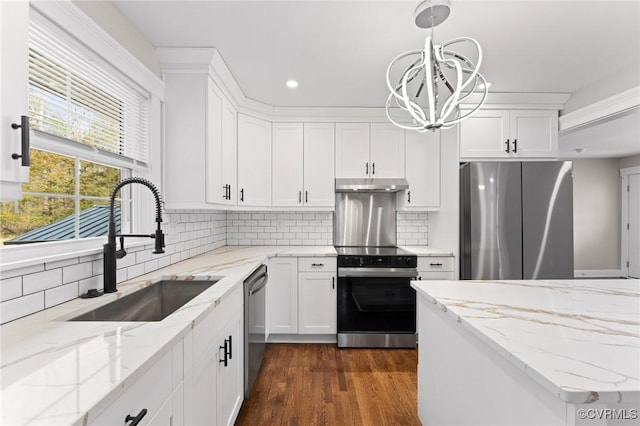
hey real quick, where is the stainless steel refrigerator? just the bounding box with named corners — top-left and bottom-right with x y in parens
top-left (460, 161), bottom-right (574, 280)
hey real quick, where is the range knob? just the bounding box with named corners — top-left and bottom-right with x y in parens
top-left (406, 258), bottom-right (413, 266)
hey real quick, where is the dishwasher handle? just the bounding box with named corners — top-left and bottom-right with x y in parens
top-left (249, 274), bottom-right (268, 296)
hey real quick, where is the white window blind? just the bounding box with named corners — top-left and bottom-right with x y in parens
top-left (28, 19), bottom-right (149, 163)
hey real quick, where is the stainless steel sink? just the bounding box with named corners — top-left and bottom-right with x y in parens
top-left (68, 280), bottom-right (216, 321)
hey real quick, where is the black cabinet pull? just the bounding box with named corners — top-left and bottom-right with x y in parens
top-left (125, 408), bottom-right (147, 426)
top-left (372, 162), bottom-right (375, 175)
top-left (223, 184), bottom-right (229, 200)
top-left (240, 188), bottom-right (244, 202)
top-left (227, 335), bottom-right (232, 360)
top-left (430, 262), bottom-right (443, 267)
top-left (219, 340), bottom-right (228, 367)
top-left (332, 276), bottom-right (335, 289)
top-left (407, 190), bottom-right (411, 203)
top-left (11, 115), bottom-right (30, 167)
top-left (504, 139), bottom-right (510, 154)
top-left (311, 263), bottom-right (324, 267)
top-left (305, 191), bottom-right (308, 203)
top-left (299, 190), bottom-right (302, 204)
top-left (512, 139), bottom-right (517, 153)
top-left (365, 162), bottom-right (369, 175)
top-left (229, 184), bottom-right (231, 201)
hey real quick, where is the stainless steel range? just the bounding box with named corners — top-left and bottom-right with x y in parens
top-left (336, 246), bottom-right (417, 348)
top-left (334, 180), bottom-right (418, 348)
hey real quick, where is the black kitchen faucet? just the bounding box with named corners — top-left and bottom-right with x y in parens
top-left (91, 177), bottom-right (165, 297)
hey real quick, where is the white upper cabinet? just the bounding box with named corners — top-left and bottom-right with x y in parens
top-left (509, 110), bottom-right (559, 157)
top-left (272, 122), bottom-right (335, 207)
top-left (206, 78), bottom-right (237, 206)
top-left (237, 114), bottom-right (272, 206)
top-left (370, 123), bottom-right (405, 178)
top-left (459, 109), bottom-right (558, 159)
top-left (272, 123), bottom-right (304, 207)
top-left (336, 123), bottom-right (405, 178)
top-left (303, 123), bottom-right (335, 207)
top-left (0, 0), bottom-right (29, 201)
top-left (335, 123), bottom-right (370, 177)
top-left (400, 130), bottom-right (441, 210)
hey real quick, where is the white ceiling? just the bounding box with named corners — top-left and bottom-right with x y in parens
top-left (559, 107), bottom-right (640, 159)
top-left (111, 0), bottom-right (640, 158)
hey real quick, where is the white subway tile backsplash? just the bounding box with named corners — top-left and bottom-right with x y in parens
top-left (45, 282), bottom-right (79, 308)
top-left (0, 292), bottom-right (44, 323)
top-left (0, 264), bottom-right (45, 280)
top-left (0, 277), bottom-right (22, 302)
top-left (1, 207), bottom-right (431, 324)
top-left (23, 269), bottom-right (62, 295)
top-left (63, 262), bottom-right (93, 284)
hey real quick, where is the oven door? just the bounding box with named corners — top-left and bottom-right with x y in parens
top-left (337, 268), bottom-right (417, 336)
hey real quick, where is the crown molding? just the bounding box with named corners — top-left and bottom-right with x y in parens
top-left (559, 86), bottom-right (640, 132)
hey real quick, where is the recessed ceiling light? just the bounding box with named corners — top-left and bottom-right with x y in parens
top-left (286, 80), bottom-right (299, 89)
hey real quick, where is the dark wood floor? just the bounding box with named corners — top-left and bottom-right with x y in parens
top-left (235, 343), bottom-right (420, 426)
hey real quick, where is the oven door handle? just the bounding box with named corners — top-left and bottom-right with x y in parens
top-left (338, 268), bottom-right (418, 278)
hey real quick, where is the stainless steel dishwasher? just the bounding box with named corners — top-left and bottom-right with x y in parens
top-left (244, 264), bottom-right (268, 397)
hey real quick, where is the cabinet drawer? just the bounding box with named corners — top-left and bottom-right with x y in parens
top-left (90, 350), bottom-right (172, 426)
top-left (417, 271), bottom-right (455, 280)
top-left (298, 257), bottom-right (337, 272)
top-left (417, 256), bottom-right (454, 272)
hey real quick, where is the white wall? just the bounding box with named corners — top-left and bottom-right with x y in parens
top-left (572, 159), bottom-right (621, 271)
top-left (71, 0), bottom-right (161, 77)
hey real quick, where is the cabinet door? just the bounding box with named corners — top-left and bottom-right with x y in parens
top-left (459, 109), bottom-right (510, 158)
top-left (298, 271), bottom-right (336, 334)
top-left (272, 123), bottom-right (304, 207)
top-left (206, 79), bottom-right (225, 204)
top-left (0, 0), bottom-right (29, 200)
top-left (509, 110), bottom-right (558, 158)
top-left (267, 257), bottom-right (298, 334)
top-left (402, 130), bottom-right (440, 209)
top-left (148, 383), bottom-right (183, 426)
top-left (221, 96), bottom-right (237, 204)
top-left (237, 114), bottom-right (272, 206)
top-left (183, 342), bottom-right (217, 426)
top-left (216, 307), bottom-right (244, 426)
top-left (370, 123), bottom-right (405, 178)
top-left (335, 123), bottom-right (370, 178)
top-left (303, 123), bottom-right (335, 207)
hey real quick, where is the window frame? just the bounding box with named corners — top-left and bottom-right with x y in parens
top-left (0, 1), bottom-right (164, 271)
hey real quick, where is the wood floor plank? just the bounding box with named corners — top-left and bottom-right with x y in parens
top-left (235, 343), bottom-right (420, 426)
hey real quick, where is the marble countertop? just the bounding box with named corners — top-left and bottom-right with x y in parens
top-left (411, 279), bottom-right (640, 404)
top-left (0, 245), bottom-right (336, 426)
top-left (400, 246), bottom-right (454, 256)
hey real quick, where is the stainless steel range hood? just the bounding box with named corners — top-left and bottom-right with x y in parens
top-left (335, 178), bottom-right (409, 192)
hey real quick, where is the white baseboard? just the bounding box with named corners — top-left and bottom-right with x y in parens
top-left (574, 269), bottom-right (622, 278)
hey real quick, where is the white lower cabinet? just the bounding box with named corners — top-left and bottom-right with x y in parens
top-left (267, 257), bottom-right (299, 334)
top-left (268, 257), bottom-right (337, 338)
top-left (184, 284), bottom-right (244, 426)
top-left (90, 349), bottom-right (173, 426)
top-left (298, 271), bottom-right (336, 334)
top-left (216, 307), bottom-right (244, 426)
top-left (416, 256), bottom-right (455, 280)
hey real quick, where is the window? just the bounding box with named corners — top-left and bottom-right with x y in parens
top-left (0, 12), bottom-right (150, 245)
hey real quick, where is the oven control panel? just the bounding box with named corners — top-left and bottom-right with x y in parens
top-left (338, 255), bottom-right (417, 268)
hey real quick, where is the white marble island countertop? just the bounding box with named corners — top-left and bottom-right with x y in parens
top-left (0, 245), bottom-right (335, 426)
top-left (411, 279), bottom-right (640, 405)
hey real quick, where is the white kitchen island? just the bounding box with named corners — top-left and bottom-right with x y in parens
top-left (411, 279), bottom-right (640, 426)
